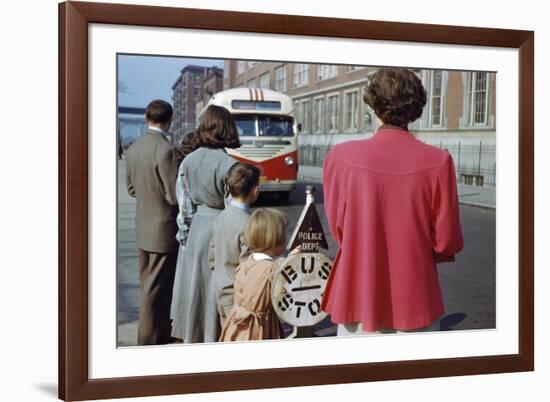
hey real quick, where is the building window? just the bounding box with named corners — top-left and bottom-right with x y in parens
top-left (237, 61), bottom-right (246, 75)
top-left (294, 101), bottom-right (301, 130)
top-left (317, 65), bottom-right (338, 81)
top-left (298, 100), bottom-right (311, 133)
top-left (293, 64), bottom-right (309, 88)
top-left (429, 70), bottom-right (444, 127)
top-left (294, 100), bottom-right (311, 133)
top-left (248, 61), bottom-right (257, 70)
top-left (468, 71), bottom-right (489, 126)
top-left (274, 66), bottom-right (287, 92)
top-left (327, 94), bottom-right (339, 133)
top-left (259, 72), bottom-right (270, 89)
top-left (364, 104), bottom-right (375, 131)
top-left (247, 79), bottom-right (256, 88)
top-left (313, 97), bottom-right (325, 133)
top-left (344, 90), bottom-right (360, 132)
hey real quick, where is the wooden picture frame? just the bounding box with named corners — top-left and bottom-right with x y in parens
top-left (59, 1), bottom-right (534, 400)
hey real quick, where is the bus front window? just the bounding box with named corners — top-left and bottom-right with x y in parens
top-left (233, 115), bottom-right (256, 136)
top-left (258, 116), bottom-right (294, 137)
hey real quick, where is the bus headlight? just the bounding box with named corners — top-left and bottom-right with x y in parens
top-left (284, 156), bottom-right (295, 166)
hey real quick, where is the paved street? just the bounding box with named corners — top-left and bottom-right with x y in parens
top-left (117, 160), bottom-right (495, 346)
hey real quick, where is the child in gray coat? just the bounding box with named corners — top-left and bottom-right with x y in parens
top-left (209, 163), bottom-right (261, 326)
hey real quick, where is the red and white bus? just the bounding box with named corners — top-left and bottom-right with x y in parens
top-left (199, 88), bottom-right (298, 201)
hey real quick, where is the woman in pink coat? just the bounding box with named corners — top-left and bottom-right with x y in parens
top-left (321, 68), bottom-right (464, 334)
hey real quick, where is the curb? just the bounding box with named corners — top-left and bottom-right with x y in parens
top-left (458, 200), bottom-right (496, 210)
top-left (299, 175), bottom-right (496, 210)
top-left (298, 175), bottom-right (322, 183)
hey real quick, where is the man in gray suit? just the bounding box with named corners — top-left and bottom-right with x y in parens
top-left (126, 100), bottom-right (180, 345)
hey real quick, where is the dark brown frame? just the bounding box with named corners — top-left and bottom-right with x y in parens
top-left (59, 1), bottom-right (534, 400)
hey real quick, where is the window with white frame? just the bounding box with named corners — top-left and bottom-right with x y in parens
top-left (313, 97), bottom-right (325, 133)
top-left (293, 64), bottom-right (309, 88)
top-left (247, 79), bottom-right (256, 88)
top-left (247, 61), bottom-right (257, 70)
top-left (317, 65), bottom-right (338, 81)
top-left (274, 66), bottom-right (287, 92)
top-left (237, 61), bottom-right (246, 75)
top-left (344, 90), bottom-right (360, 132)
top-left (300, 100), bottom-right (311, 133)
top-left (429, 70), bottom-right (444, 127)
top-left (294, 101), bottom-right (301, 128)
top-left (467, 71), bottom-right (490, 126)
top-left (327, 94), bottom-right (339, 133)
top-left (364, 103), bottom-right (375, 131)
top-left (259, 72), bottom-right (270, 89)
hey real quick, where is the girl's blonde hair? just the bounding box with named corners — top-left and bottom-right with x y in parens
top-left (244, 208), bottom-right (288, 252)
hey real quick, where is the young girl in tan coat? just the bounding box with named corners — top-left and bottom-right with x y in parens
top-left (220, 208), bottom-right (296, 342)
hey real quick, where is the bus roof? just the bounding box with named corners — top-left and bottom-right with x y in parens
top-left (203, 88), bottom-right (294, 116)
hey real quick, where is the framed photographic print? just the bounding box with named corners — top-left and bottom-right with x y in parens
top-left (59, 1), bottom-right (534, 400)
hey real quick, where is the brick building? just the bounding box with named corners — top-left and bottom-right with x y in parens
top-left (194, 67), bottom-right (224, 123)
top-left (224, 60), bottom-right (497, 185)
top-left (171, 65), bottom-right (224, 145)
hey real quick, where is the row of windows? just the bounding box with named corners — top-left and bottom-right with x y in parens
top-left (237, 61), bottom-right (258, 75)
top-left (237, 63), bottom-right (367, 89)
top-left (423, 70), bottom-right (491, 129)
top-left (294, 71), bottom-right (492, 135)
top-left (233, 65), bottom-right (492, 131)
top-left (293, 88), bottom-right (374, 134)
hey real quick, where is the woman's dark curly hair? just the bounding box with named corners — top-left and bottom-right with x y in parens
top-left (178, 131), bottom-right (202, 160)
top-left (363, 68), bottom-right (427, 128)
top-left (195, 105), bottom-right (241, 149)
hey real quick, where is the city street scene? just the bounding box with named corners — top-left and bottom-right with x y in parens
top-left (117, 55), bottom-right (496, 347)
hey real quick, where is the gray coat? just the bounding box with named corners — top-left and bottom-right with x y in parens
top-left (126, 130), bottom-right (180, 253)
top-left (170, 148), bottom-right (236, 343)
top-left (209, 204), bottom-right (251, 310)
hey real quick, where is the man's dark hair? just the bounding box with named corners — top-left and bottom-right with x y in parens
top-left (363, 68), bottom-right (427, 128)
top-left (178, 131), bottom-right (201, 160)
top-left (145, 100), bottom-right (173, 124)
top-left (226, 163), bottom-right (261, 198)
top-left (196, 105), bottom-right (241, 149)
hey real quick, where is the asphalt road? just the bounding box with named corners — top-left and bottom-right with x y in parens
top-left (117, 160), bottom-right (495, 346)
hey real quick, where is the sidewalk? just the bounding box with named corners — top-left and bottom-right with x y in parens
top-left (298, 165), bottom-right (496, 209)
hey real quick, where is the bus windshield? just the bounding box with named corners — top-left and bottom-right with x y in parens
top-left (233, 115), bottom-right (294, 137)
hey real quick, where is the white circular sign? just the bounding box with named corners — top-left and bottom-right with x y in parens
top-left (271, 253), bottom-right (333, 327)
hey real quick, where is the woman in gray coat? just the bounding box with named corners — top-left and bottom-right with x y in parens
top-left (171, 105), bottom-right (240, 343)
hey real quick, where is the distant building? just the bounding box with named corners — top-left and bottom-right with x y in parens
top-left (224, 60), bottom-right (497, 185)
top-left (171, 65), bottom-right (224, 145)
top-left (195, 66), bottom-right (224, 122)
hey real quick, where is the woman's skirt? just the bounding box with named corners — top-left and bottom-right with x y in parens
top-left (170, 206), bottom-right (221, 343)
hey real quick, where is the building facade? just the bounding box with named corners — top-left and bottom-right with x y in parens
top-left (171, 65), bottom-right (224, 145)
top-left (224, 60), bottom-right (497, 185)
top-left (194, 67), bottom-right (224, 124)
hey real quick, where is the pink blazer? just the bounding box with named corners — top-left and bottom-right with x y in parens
top-left (321, 126), bottom-right (464, 331)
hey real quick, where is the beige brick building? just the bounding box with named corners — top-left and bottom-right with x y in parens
top-left (224, 60), bottom-right (497, 185)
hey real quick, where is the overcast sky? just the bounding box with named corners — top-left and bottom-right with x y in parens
top-left (117, 54), bottom-right (224, 108)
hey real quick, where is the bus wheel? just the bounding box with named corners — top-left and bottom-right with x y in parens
top-left (278, 191), bottom-right (291, 203)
